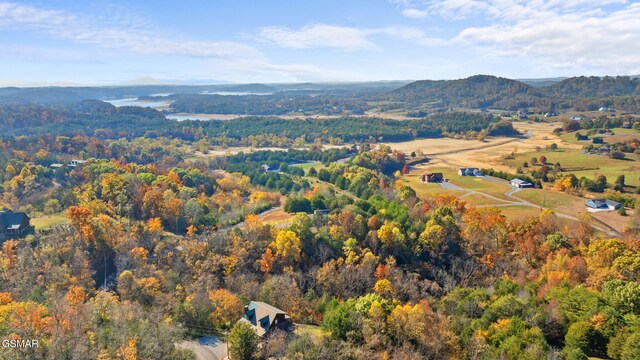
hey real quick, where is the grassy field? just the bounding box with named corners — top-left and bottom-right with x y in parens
top-left (497, 205), bottom-right (546, 221)
top-left (403, 169), bottom-right (467, 199)
top-left (503, 147), bottom-right (640, 187)
top-left (460, 193), bottom-right (510, 207)
top-left (295, 324), bottom-right (324, 341)
top-left (561, 127), bottom-right (640, 145)
top-left (404, 166), bottom-right (516, 207)
top-left (259, 208), bottom-right (295, 226)
top-left (514, 189), bottom-right (586, 211)
top-left (291, 162), bottom-right (325, 174)
top-left (31, 213), bottom-right (69, 230)
top-left (441, 169), bottom-right (513, 202)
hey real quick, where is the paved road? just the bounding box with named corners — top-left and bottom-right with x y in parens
top-left (176, 336), bottom-right (227, 360)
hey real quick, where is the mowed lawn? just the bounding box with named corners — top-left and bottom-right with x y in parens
top-left (403, 167), bottom-right (514, 207)
top-left (513, 189), bottom-right (587, 214)
top-left (460, 193), bottom-right (511, 207)
top-left (404, 169), bottom-right (467, 198)
top-left (496, 205), bottom-right (545, 221)
top-left (503, 147), bottom-right (640, 187)
top-left (441, 169), bottom-right (513, 202)
top-left (31, 213), bottom-right (69, 230)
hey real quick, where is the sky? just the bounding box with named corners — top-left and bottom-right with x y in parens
top-left (1, 0), bottom-right (640, 85)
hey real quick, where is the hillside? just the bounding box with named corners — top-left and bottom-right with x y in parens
top-left (386, 75), bottom-right (640, 112)
top-left (546, 75), bottom-right (640, 98)
top-left (387, 75), bottom-right (547, 110)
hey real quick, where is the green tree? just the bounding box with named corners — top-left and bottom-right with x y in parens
top-left (43, 199), bottom-right (61, 216)
top-left (228, 321), bottom-right (259, 360)
top-left (565, 321), bottom-right (606, 358)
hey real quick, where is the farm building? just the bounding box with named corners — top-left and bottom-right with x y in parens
top-left (421, 171), bottom-right (443, 183)
top-left (510, 178), bottom-right (533, 188)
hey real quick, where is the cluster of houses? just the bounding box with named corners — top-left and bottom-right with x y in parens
top-left (0, 210), bottom-right (31, 239)
top-left (420, 168), bottom-right (484, 183)
top-left (49, 159), bottom-right (87, 170)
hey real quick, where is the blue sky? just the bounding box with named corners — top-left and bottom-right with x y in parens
top-left (1, 0), bottom-right (639, 84)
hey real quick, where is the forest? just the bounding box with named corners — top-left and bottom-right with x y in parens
top-left (0, 76), bottom-right (639, 360)
top-left (0, 120), bottom-right (639, 359)
top-left (0, 102), bottom-right (511, 146)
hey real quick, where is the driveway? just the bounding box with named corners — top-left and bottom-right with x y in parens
top-left (438, 175), bottom-right (619, 237)
top-left (177, 336), bottom-right (227, 360)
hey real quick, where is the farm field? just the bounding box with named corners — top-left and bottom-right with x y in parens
top-left (258, 208), bottom-right (295, 226)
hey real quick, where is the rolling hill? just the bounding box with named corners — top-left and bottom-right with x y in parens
top-left (386, 75), bottom-right (640, 111)
top-left (387, 75), bottom-right (547, 110)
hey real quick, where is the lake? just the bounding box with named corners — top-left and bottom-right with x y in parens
top-left (104, 98), bottom-right (172, 109)
top-left (166, 113), bottom-right (241, 121)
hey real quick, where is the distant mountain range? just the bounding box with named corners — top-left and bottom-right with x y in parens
top-left (387, 75), bottom-right (640, 110)
top-left (1, 75), bottom-right (639, 112)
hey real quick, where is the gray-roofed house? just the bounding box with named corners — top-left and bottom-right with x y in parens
top-left (238, 301), bottom-right (294, 338)
top-left (458, 168), bottom-right (482, 176)
top-left (0, 210), bottom-right (32, 238)
top-left (510, 178), bottom-right (533, 188)
top-left (586, 199), bottom-right (622, 211)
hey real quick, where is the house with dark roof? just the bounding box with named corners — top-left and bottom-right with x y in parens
top-left (458, 168), bottom-right (482, 176)
top-left (0, 210), bottom-right (32, 238)
top-left (421, 171), bottom-right (443, 183)
top-left (510, 178), bottom-right (533, 188)
top-left (586, 199), bottom-right (621, 211)
top-left (238, 301), bottom-right (294, 338)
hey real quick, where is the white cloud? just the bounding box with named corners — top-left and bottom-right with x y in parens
top-left (401, 8), bottom-right (429, 18)
top-left (257, 24), bottom-right (376, 50)
top-left (257, 23), bottom-right (445, 50)
top-left (0, 2), bottom-right (368, 82)
top-left (390, 0), bottom-right (640, 74)
top-left (0, 2), bottom-right (261, 59)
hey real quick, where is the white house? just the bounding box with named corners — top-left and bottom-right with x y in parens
top-left (510, 178), bottom-right (533, 188)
